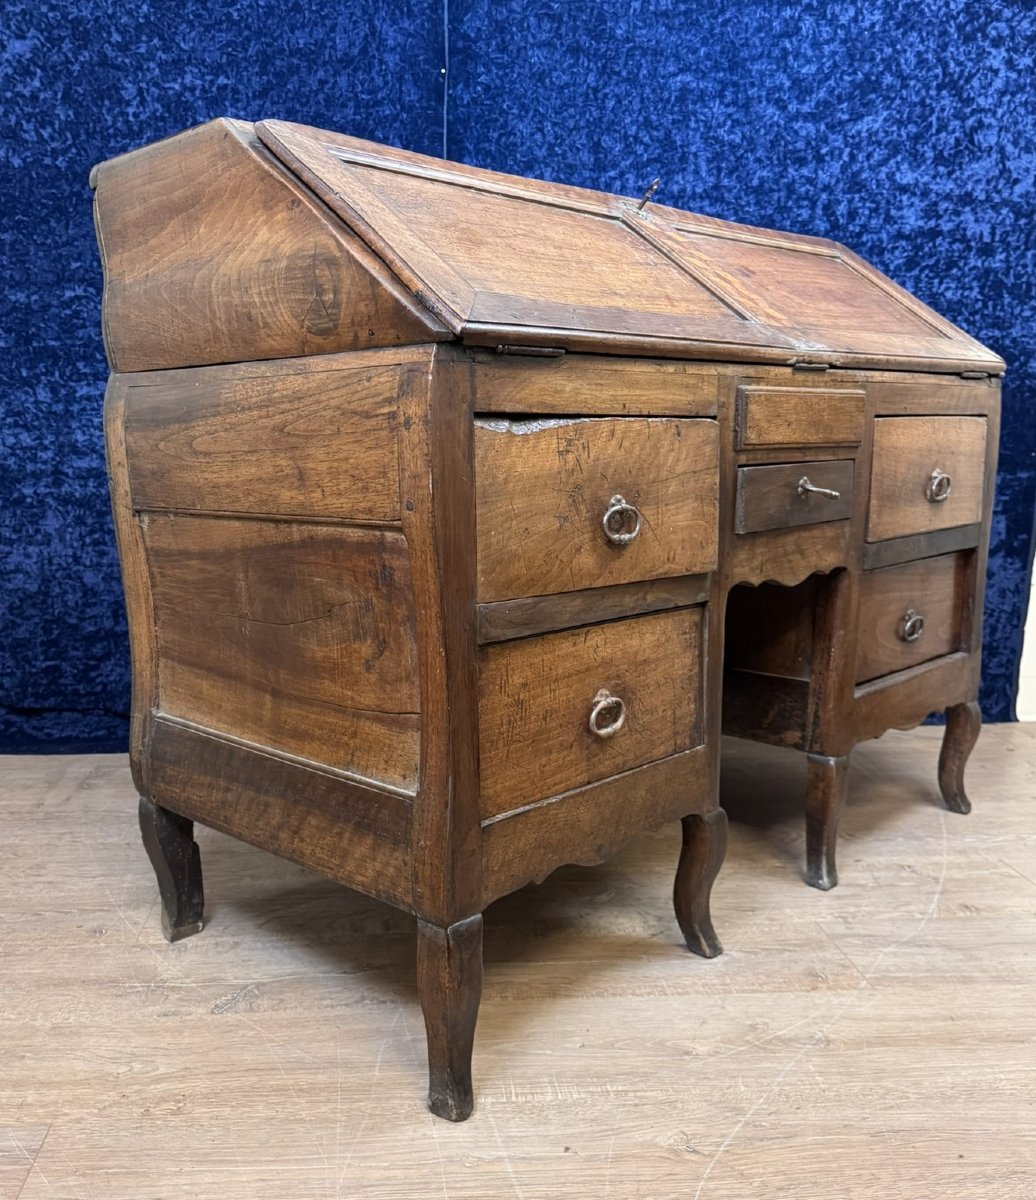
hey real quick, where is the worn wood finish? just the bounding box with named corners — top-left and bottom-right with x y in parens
top-left (147, 717), bottom-right (414, 907)
top-left (735, 386), bottom-right (866, 449)
top-left (480, 746), bottom-right (712, 906)
top-left (103, 377), bottom-right (159, 799)
top-left (478, 608), bottom-right (704, 818)
top-left (477, 574), bottom-right (711, 644)
top-left (854, 553), bottom-right (966, 684)
top-left (145, 514), bottom-right (421, 789)
top-left (673, 808), bottom-right (728, 957)
top-left (138, 797), bottom-right (205, 942)
top-left (862, 522), bottom-right (981, 571)
top-left (122, 355), bottom-right (407, 521)
top-left (6, 736), bottom-right (1036, 1192)
top-left (475, 416), bottom-right (719, 602)
top-left (867, 416), bottom-right (987, 541)
top-left (397, 353), bottom-right (483, 929)
top-left (939, 700), bottom-right (982, 815)
top-left (470, 352), bottom-right (720, 416)
top-left (726, 519), bottom-right (852, 588)
top-left (94, 121), bottom-right (1002, 1118)
top-left (735, 459), bottom-right (855, 534)
top-left (416, 915), bottom-right (484, 1122)
top-left (724, 579), bottom-right (818, 680)
top-left (92, 119), bottom-right (447, 372)
top-left (804, 754), bottom-right (850, 890)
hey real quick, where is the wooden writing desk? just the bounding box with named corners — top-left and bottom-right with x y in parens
top-left (92, 119), bottom-right (1001, 1119)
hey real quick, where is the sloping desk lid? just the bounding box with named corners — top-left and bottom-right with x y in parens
top-left (257, 120), bottom-right (1002, 374)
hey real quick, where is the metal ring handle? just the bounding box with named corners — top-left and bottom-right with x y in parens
top-left (898, 609), bottom-right (925, 643)
top-left (926, 469), bottom-right (952, 503)
top-left (797, 476), bottom-right (841, 500)
top-left (602, 494), bottom-right (642, 545)
top-left (589, 688), bottom-right (626, 739)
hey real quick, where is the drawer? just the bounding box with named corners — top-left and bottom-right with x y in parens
top-left (867, 416), bottom-right (987, 542)
top-left (478, 607), bottom-right (704, 819)
top-left (735, 459), bottom-right (854, 534)
top-left (735, 386), bottom-right (866, 450)
top-left (475, 417), bottom-right (719, 602)
top-left (855, 552), bottom-right (966, 683)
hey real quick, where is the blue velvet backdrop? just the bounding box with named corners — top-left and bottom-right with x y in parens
top-left (1, 0), bottom-right (1033, 750)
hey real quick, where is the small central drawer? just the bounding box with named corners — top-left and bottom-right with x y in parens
top-left (735, 386), bottom-right (866, 450)
top-left (855, 552), bottom-right (966, 683)
top-left (867, 416), bottom-right (987, 542)
top-left (475, 417), bottom-right (719, 602)
top-left (735, 459), bottom-right (854, 534)
top-left (478, 607), bottom-right (704, 820)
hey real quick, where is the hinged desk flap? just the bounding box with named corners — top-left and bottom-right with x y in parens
top-left (257, 120), bottom-right (1002, 374)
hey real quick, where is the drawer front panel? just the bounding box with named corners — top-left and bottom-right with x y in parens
top-left (735, 459), bottom-right (854, 534)
top-left (735, 386), bottom-right (866, 449)
top-left (475, 417), bottom-right (719, 602)
top-left (478, 607), bottom-right (704, 819)
top-left (867, 416), bottom-right (987, 542)
top-left (855, 552), bottom-right (966, 684)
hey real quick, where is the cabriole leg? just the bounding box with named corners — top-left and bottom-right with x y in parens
top-left (416, 914), bottom-right (483, 1122)
top-left (805, 753), bottom-right (849, 891)
top-left (938, 700), bottom-right (981, 815)
top-left (674, 808), bottom-right (727, 958)
top-left (138, 797), bottom-right (205, 942)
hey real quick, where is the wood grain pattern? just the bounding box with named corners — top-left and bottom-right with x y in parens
top-left (735, 459), bottom-right (855, 534)
top-left (867, 416), bottom-right (987, 541)
top-left (862, 523), bottom-right (981, 571)
top-left (471, 352), bottom-right (720, 416)
top-left (8, 731), bottom-right (1036, 1194)
top-left (726, 517), bottom-right (852, 588)
top-left (480, 745), bottom-right (711, 905)
top-left (147, 717), bottom-right (413, 906)
top-left (93, 119), bottom-right (447, 372)
top-left (724, 578), bottom-right (819, 680)
top-left (145, 514), bottom-right (420, 789)
top-left (735, 386), bottom-right (865, 449)
top-left (477, 574), bottom-right (710, 644)
top-left (256, 119), bottom-right (1005, 372)
top-left (397, 353), bottom-right (484, 928)
top-left (123, 355), bottom-right (405, 521)
top-left (475, 416), bottom-right (718, 602)
top-left (478, 608), bottom-right (704, 819)
top-left (103, 377), bottom-right (159, 799)
top-left (416, 915), bottom-right (483, 1122)
top-left (855, 553), bottom-right (966, 684)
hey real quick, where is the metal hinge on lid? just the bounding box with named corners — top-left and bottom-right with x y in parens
top-left (959, 370), bottom-right (991, 379)
top-left (790, 360), bottom-right (832, 372)
top-left (495, 345), bottom-right (567, 358)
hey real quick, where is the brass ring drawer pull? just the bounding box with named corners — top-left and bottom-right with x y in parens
top-left (898, 609), bottom-right (925, 643)
top-left (602, 494), bottom-right (642, 545)
top-left (797, 476), bottom-right (841, 500)
top-left (926, 468), bottom-right (952, 503)
top-left (589, 688), bottom-right (627, 739)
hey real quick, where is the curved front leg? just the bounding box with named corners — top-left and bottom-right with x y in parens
top-left (938, 700), bottom-right (981, 815)
top-left (138, 797), bottom-right (205, 942)
top-left (674, 808), bottom-right (727, 958)
top-left (416, 914), bottom-right (483, 1122)
top-left (805, 753), bottom-right (849, 891)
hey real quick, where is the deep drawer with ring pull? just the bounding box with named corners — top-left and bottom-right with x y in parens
top-left (854, 552), bottom-right (967, 684)
top-left (734, 459), bottom-right (855, 534)
top-left (474, 416), bottom-right (719, 602)
top-left (867, 416), bottom-right (987, 542)
top-left (477, 606), bottom-right (704, 820)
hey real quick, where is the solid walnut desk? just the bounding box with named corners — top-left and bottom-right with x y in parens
top-left (91, 119), bottom-right (1001, 1120)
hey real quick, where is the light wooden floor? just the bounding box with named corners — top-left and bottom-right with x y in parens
top-left (2, 725), bottom-right (1035, 1199)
